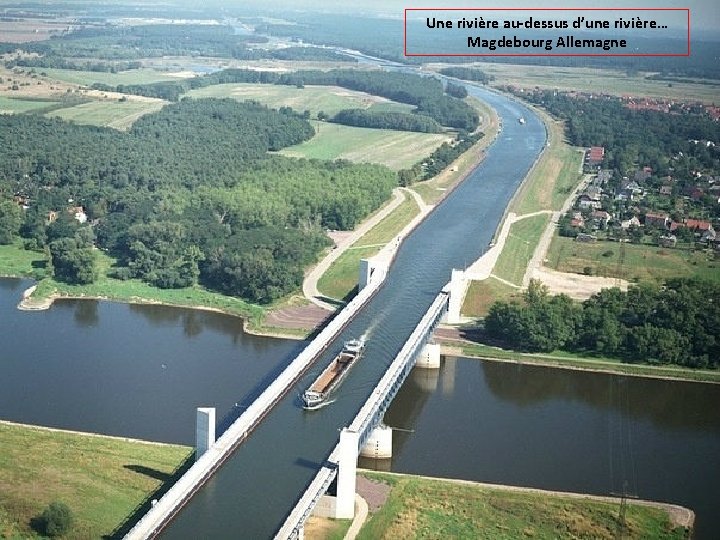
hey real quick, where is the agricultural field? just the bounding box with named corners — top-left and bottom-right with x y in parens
top-left (461, 277), bottom-right (522, 317)
top-left (546, 236), bottom-right (720, 283)
top-left (280, 121), bottom-right (450, 170)
top-left (430, 62), bottom-right (720, 104)
top-left (184, 83), bottom-right (414, 117)
top-left (0, 421), bottom-right (191, 539)
top-left (0, 96), bottom-right (59, 114)
top-left (48, 99), bottom-right (166, 129)
top-left (37, 67), bottom-right (191, 87)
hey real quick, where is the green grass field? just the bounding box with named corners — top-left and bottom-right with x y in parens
top-left (461, 277), bottom-right (522, 317)
top-left (48, 99), bottom-right (166, 129)
top-left (280, 121), bottom-right (449, 171)
top-left (357, 472), bottom-right (688, 540)
top-left (317, 195), bottom-right (420, 300)
top-left (493, 214), bottom-right (551, 286)
top-left (0, 242), bottom-right (44, 277)
top-left (0, 96), bottom-right (59, 113)
top-left (0, 421), bottom-right (191, 539)
top-left (184, 83), bottom-right (413, 117)
top-left (546, 236), bottom-right (720, 283)
top-left (38, 68), bottom-right (189, 86)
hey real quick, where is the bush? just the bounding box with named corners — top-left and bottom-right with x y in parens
top-left (38, 502), bottom-right (73, 537)
top-left (601, 249), bottom-right (614, 257)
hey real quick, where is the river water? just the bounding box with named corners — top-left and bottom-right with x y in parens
top-left (1, 82), bottom-right (718, 538)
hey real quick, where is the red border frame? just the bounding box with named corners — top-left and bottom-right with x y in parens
top-left (404, 8), bottom-right (690, 57)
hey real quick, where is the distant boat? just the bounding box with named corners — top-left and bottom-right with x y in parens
top-left (302, 335), bottom-right (366, 410)
top-left (518, 116), bottom-right (526, 125)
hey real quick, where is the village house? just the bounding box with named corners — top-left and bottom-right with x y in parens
top-left (620, 216), bottom-right (641, 230)
top-left (658, 234), bottom-right (677, 248)
top-left (644, 211), bottom-right (670, 229)
top-left (589, 210), bottom-right (611, 229)
top-left (585, 146), bottom-right (605, 168)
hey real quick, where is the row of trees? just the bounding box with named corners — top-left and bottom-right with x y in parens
top-left (484, 279), bottom-right (719, 368)
top-left (2, 99), bottom-right (397, 302)
top-left (331, 108), bottom-right (442, 133)
top-left (440, 67), bottom-right (495, 85)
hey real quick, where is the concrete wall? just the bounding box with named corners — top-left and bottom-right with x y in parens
top-left (195, 407), bottom-right (215, 461)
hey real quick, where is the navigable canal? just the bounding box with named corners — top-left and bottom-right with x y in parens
top-left (0, 84), bottom-right (717, 538)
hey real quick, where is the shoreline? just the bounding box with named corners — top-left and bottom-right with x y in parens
top-left (438, 341), bottom-right (720, 385)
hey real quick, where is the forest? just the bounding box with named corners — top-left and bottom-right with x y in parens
top-left (5, 24), bottom-right (354, 63)
top-left (92, 68), bottom-right (480, 131)
top-left (0, 99), bottom-right (397, 302)
top-left (484, 279), bottom-right (719, 369)
top-left (517, 90), bottom-right (720, 176)
top-left (331, 109), bottom-right (442, 133)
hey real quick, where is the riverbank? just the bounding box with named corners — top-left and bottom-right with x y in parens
top-left (437, 339), bottom-right (720, 384)
top-left (0, 420), bottom-right (192, 539)
top-left (323, 470), bottom-right (692, 540)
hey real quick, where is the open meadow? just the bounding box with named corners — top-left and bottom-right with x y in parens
top-left (0, 421), bottom-right (191, 539)
top-left (185, 83), bottom-right (413, 117)
top-left (280, 121), bottom-right (450, 171)
top-left (0, 96), bottom-right (59, 114)
top-left (37, 67), bottom-right (191, 87)
top-left (546, 236), bottom-right (720, 283)
top-left (48, 99), bottom-right (166, 129)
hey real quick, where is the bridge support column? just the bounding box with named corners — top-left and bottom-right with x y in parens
top-left (358, 258), bottom-right (378, 291)
top-left (444, 269), bottom-right (468, 324)
top-left (360, 424), bottom-right (393, 459)
top-left (195, 407), bottom-right (216, 461)
top-left (416, 343), bottom-right (441, 369)
top-left (335, 428), bottom-right (359, 519)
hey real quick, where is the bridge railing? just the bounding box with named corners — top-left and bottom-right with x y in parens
top-left (124, 269), bottom-right (387, 539)
top-left (275, 290), bottom-right (448, 539)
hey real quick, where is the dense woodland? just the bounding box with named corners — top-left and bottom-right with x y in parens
top-left (439, 67), bottom-right (494, 85)
top-left (520, 90), bottom-right (720, 176)
top-left (485, 279), bottom-right (719, 368)
top-left (92, 68), bottom-right (480, 131)
top-left (331, 109), bottom-right (441, 133)
top-left (0, 99), bottom-right (397, 302)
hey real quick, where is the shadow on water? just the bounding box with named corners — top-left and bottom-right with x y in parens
top-left (215, 339), bottom-right (306, 436)
top-left (105, 452), bottom-right (196, 540)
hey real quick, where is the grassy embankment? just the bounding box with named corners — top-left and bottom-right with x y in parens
top-left (317, 193), bottom-right (420, 301)
top-left (0, 421), bottom-right (192, 539)
top-left (546, 236), bottom-right (720, 284)
top-left (451, 342), bottom-right (720, 384)
top-left (462, 107), bottom-right (584, 317)
top-left (356, 472), bottom-right (689, 540)
top-left (0, 242), bottom-right (266, 326)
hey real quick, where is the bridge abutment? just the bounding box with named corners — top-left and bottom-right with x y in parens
top-left (195, 407), bottom-right (216, 461)
top-left (335, 428), bottom-right (359, 519)
top-left (358, 258), bottom-right (378, 291)
top-left (444, 269), bottom-right (468, 324)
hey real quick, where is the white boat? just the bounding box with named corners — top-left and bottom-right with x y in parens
top-left (302, 336), bottom-right (366, 410)
top-left (518, 116), bottom-right (526, 125)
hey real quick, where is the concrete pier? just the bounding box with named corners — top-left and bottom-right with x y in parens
top-left (336, 428), bottom-right (359, 519)
top-left (360, 424), bottom-right (393, 459)
top-left (195, 408), bottom-right (215, 461)
top-left (416, 343), bottom-right (441, 369)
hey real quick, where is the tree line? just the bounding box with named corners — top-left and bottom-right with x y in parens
top-left (484, 279), bottom-right (719, 369)
top-left (332, 108), bottom-right (442, 133)
top-left (0, 98), bottom-right (397, 302)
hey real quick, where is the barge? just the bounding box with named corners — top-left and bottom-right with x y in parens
top-left (302, 335), bottom-right (366, 410)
